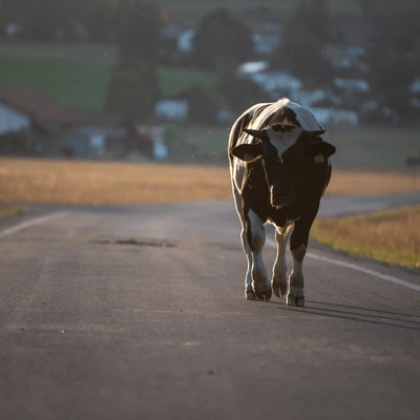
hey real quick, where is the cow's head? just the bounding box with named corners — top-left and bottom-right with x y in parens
top-left (231, 124), bottom-right (336, 210)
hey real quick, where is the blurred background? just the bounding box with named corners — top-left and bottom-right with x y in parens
top-left (0, 0), bottom-right (418, 170)
top-left (0, 0), bottom-right (420, 169)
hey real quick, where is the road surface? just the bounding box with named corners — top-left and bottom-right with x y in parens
top-left (1, 194), bottom-right (420, 420)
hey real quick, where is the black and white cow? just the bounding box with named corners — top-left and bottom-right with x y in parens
top-left (228, 98), bottom-right (336, 306)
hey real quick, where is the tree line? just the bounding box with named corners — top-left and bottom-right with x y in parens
top-left (1, 0), bottom-right (418, 123)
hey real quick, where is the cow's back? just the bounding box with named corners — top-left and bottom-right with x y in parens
top-left (228, 103), bottom-right (272, 160)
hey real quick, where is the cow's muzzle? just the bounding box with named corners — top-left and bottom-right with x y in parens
top-left (271, 192), bottom-right (294, 209)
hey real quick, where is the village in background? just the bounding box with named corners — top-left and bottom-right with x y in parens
top-left (0, 0), bottom-right (419, 164)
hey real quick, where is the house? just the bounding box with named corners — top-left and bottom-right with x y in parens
top-left (293, 89), bottom-right (342, 108)
top-left (333, 78), bottom-right (370, 93)
top-left (237, 61), bottom-right (270, 77)
top-left (154, 99), bottom-right (189, 121)
top-left (410, 78), bottom-right (420, 95)
top-left (324, 44), bottom-right (368, 73)
top-left (0, 86), bottom-right (152, 158)
top-left (248, 71), bottom-right (303, 97)
top-left (252, 32), bottom-right (282, 56)
top-left (177, 28), bottom-right (195, 54)
top-left (311, 107), bottom-right (359, 126)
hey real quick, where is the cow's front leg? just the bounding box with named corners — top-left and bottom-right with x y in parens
top-left (286, 201), bottom-right (320, 307)
top-left (247, 210), bottom-right (271, 302)
top-left (287, 244), bottom-right (306, 307)
top-left (272, 222), bottom-right (293, 298)
top-left (240, 229), bottom-right (254, 300)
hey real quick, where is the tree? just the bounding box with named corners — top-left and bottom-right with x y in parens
top-left (185, 86), bottom-right (217, 125)
top-left (115, 0), bottom-right (160, 62)
top-left (192, 8), bottom-right (253, 70)
top-left (105, 57), bottom-right (160, 122)
top-left (20, 0), bottom-right (65, 41)
top-left (218, 73), bottom-right (269, 115)
top-left (0, 0), bottom-right (22, 34)
top-left (271, 0), bottom-right (333, 84)
top-left (358, 0), bottom-right (420, 120)
top-left (356, 0), bottom-right (420, 52)
top-left (306, 0), bottom-right (330, 44)
top-left (1, 0), bottom-right (95, 41)
top-left (87, 0), bottom-right (114, 42)
top-left (273, 27), bottom-right (333, 84)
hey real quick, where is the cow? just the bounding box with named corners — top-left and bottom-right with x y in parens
top-left (228, 98), bottom-right (336, 307)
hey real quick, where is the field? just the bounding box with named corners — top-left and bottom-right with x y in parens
top-left (0, 158), bottom-right (419, 206)
top-left (0, 55), bottom-right (217, 112)
top-left (174, 125), bottom-right (420, 171)
top-left (0, 158), bottom-right (231, 205)
top-left (0, 41), bottom-right (118, 63)
top-left (312, 205), bottom-right (420, 269)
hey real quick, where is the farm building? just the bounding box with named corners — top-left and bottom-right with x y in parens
top-left (0, 86), bottom-right (153, 159)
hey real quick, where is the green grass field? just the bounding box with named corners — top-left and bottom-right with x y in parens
top-left (326, 126), bottom-right (420, 171)
top-left (0, 41), bottom-right (117, 63)
top-left (0, 59), bottom-right (112, 112)
top-left (0, 57), bottom-right (217, 113)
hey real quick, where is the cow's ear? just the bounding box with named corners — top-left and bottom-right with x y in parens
top-left (231, 144), bottom-right (264, 162)
top-left (305, 141), bottom-right (336, 159)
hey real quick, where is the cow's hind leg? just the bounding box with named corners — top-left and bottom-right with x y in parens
top-left (272, 222), bottom-right (293, 298)
top-left (247, 210), bottom-right (271, 302)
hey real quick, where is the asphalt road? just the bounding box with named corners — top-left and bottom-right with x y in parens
top-left (1, 194), bottom-right (420, 420)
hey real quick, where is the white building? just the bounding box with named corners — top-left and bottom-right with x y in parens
top-left (0, 101), bottom-right (31, 135)
top-left (155, 99), bottom-right (189, 121)
top-left (333, 78), bottom-right (370, 93)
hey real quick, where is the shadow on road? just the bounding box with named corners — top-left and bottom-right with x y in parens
top-left (275, 300), bottom-right (420, 332)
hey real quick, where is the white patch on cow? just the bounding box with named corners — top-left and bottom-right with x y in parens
top-left (232, 158), bottom-right (246, 193)
top-left (272, 222), bottom-right (294, 297)
top-left (232, 186), bottom-right (253, 297)
top-left (280, 99), bottom-right (328, 140)
top-left (267, 127), bottom-right (303, 163)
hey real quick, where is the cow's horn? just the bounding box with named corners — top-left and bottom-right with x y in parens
top-left (303, 129), bottom-right (326, 139)
top-left (243, 128), bottom-right (267, 140)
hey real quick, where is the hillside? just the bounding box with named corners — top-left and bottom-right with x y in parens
top-left (149, 0), bottom-right (361, 19)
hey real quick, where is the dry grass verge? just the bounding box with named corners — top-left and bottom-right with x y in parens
top-left (312, 205), bottom-right (420, 269)
top-left (327, 170), bottom-right (420, 196)
top-left (0, 158), bottom-right (420, 205)
top-left (0, 158), bottom-right (231, 205)
top-left (0, 206), bottom-right (26, 218)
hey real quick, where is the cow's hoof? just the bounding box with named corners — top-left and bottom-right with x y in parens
top-left (254, 288), bottom-right (272, 302)
top-left (245, 290), bottom-right (256, 300)
top-left (272, 283), bottom-right (288, 298)
top-left (286, 294), bottom-right (305, 307)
